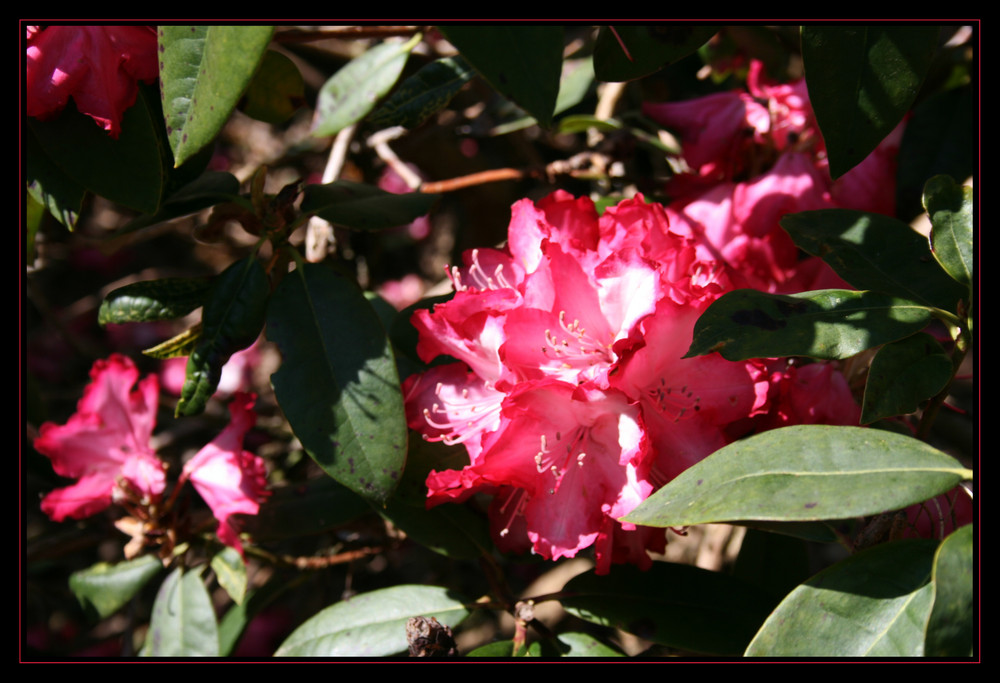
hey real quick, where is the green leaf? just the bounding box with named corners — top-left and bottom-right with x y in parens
top-left (733, 527), bottom-right (812, 603)
top-left (780, 209), bottom-right (968, 312)
top-left (25, 124), bottom-right (85, 230)
top-left (745, 539), bottom-right (938, 656)
top-left (556, 632), bottom-right (625, 657)
top-left (623, 425), bottom-right (969, 528)
top-left (142, 325), bottom-right (201, 360)
top-left (593, 25), bottom-right (718, 82)
top-left (99, 277), bottom-right (212, 326)
top-left (274, 585), bottom-right (469, 657)
top-left (28, 87), bottom-right (168, 213)
top-left (120, 171), bottom-right (243, 234)
top-left (142, 567), bottom-right (220, 656)
top-left (211, 546), bottom-right (248, 605)
top-left (925, 524), bottom-right (973, 656)
top-left (178, 256), bottom-right (270, 416)
top-left (266, 263), bottom-right (407, 505)
top-left (159, 26), bottom-right (275, 166)
top-left (367, 56), bottom-right (476, 130)
top-left (301, 180), bottom-right (439, 230)
top-left (246, 476), bottom-right (372, 542)
top-left (562, 564), bottom-right (776, 655)
top-left (685, 288), bottom-right (934, 361)
top-left (69, 555), bottom-right (163, 620)
top-left (861, 333), bottom-right (954, 424)
top-left (241, 49), bottom-right (305, 124)
top-left (802, 26), bottom-right (940, 178)
top-left (312, 35), bottom-right (421, 137)
top-left (440, 26), bottom-right (564, 128)
top-left (923, 175), bottom-right (973, 291)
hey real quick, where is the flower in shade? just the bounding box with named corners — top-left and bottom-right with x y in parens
top-left (33, 354), bottom-right (165, 522)
top-left (26, 25), bottom-right (159, 138)
top-left (180, 393), bottom-right (270, 558)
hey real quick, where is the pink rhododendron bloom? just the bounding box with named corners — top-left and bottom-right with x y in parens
top-left (181, 393), bottom-right (270, 558)
top-left (33, 354), bottom-right (166, 521)
top-left (26, 25), bottom-right (158, 138)
top-left (405, 192), bottom-right (779, 573)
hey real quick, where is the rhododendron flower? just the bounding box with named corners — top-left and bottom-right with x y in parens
top-left (33, 354), bottom-right (165, 521)
top-left (26, 25), bottom-right (158, 138)
top-left (180, 393), bottom-right (270, 558)
top-left (405, 192), bottom-right (780, 573)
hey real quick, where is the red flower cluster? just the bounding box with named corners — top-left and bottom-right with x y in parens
top-left (33, 354), bottom-right (269, 559)
top-left (26, 25), bottom-right (158, 138)
top-left (404, 191), bottom-right (860, 573)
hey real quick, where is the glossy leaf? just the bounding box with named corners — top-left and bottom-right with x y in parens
top-left (802, 26), bottom-right (939, 179)
top-left (301, 180), bottom-right (439, 230)
top-left (923, 175), bottom-right (974, 291)
top-left (274, 585), bottom-right (469, 657)
top-left (28, 87), bottom-right (167, 213)
top-left (312, 35), bottom-right (420, 137)
top-left (440, 26), bottom-right (564, 128)
top-left (780, 209), bottom-right (968, 312)
top-left (68, 555), bottom-right (162, 620)
top-left (266, 263), bottom-right (406, 505)
top-left (120, 171), bottom-right (243, 234)
top-left (745, 539), bottom-right (938, 656)
top-left (562, 564), bottom-right (775, 655)
top-left (99, 277), bottom-right (212, 326)
top-left (925, 524), bottom-right (974, 657)
top-left (593, 25), bottom-right (718, 82)
top-left (211, 546), bottom-right (247, 605)
top-left (142, 567), bottom-right (220, 656)
top-left (623, 425), bottom-right (969, 528)
top-left (242, 49), bottom-right (305, 124)
top-left (861, 333), bottom-right (953, 424)
top-left (685, 288), bottom-right (933, 361)
top-left (159, 26), bottom-right (275, 166)
top-left (367, 55), bottom-right (476, 130)
top-left (178, 256), bottom-right (270, 416)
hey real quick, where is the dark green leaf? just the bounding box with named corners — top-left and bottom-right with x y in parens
top-left (274, 585), bottom-right (469, 656)
top-left (120, 171), bottom-right (243, 234)
top-left (733, 527), bottom-right (812, 603)
top-left (242, 49), bottom-right (305, 124)
top-left (593, 25), bottom-right (717, 82)
top-left (802, 26), bottom-right (940, 178)
top-left (266, 263), bottom-right (407, 505)
top-left (925, 524), bottom-right (973, 656)
top-left (159, 26), bottom-right (275, 166)
top-left (923, 175), bottom-right (973, 290)
top-left (861, 333), bottom-right (953, 424)
top-left (142, 567), bottom-right (220, 656)
top-left (99, 277), bottom-right (212, 326)
top-left (557, 632), bottom-right (625, 657)
top-left (367, 56), bottom-right (476, 130)
top-left (562, 564), bottom-right (776, 655)
top-left (301, 180), bottom-right (439, 230)
top-left (25, 124), bottom-right (85, 230)
top-left (623, 425), bottom-right (969, 528)
top-left (28, 88), bottom-right (167, 213)
top-left (246, 476), bottom-right (372, 542)
top-left (780, 209), bottom-right (968, 312)
top-left (685, 288), bottom-right (934, 361)
top-left (312, 35), bottom-right (420, 137)
top-left (69, 555), bottom-right (163, 620)
top-left (440, 26), bottom-right (564, 128)
top-left (211, 546), bottom-right (247, 605)
top-left (178, 256), bottom-right (270, 416)
top-left (745, 539), bottom-right (938, 656)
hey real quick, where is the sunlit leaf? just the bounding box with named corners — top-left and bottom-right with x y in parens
top-left (685, 288), bottom-right (933, 361)
top-left (923, 175), bottom-right (973, 291)
top-left (211, 546), bottom-right (247, 606)
top-left (275, 585), bottom-right (469, 657)
top-left (623, 425), bottom-right (969, 528)
top-left (159, 26), bottom-right (275, 166)
top-left (142, 567), bottom-right (219, 656)
top-left (925, 524), bottom-right (973, 656)
top-left (69, 555), bottom-right (163, 620)
top-left (99, 277), bottom-right (212, 326)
